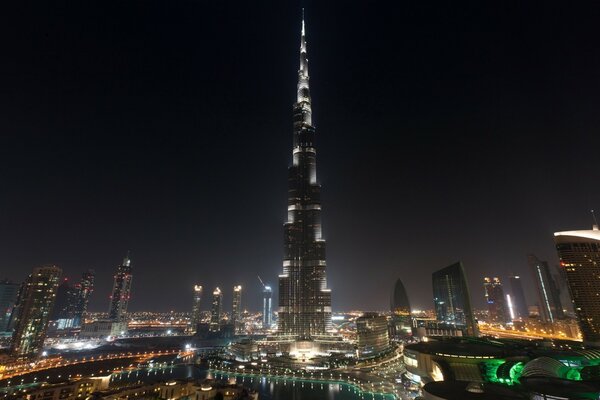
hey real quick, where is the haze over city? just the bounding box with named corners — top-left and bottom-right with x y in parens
top-left (2, 1), bottom-right (599, 313)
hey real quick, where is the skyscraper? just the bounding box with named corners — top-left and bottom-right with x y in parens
top-left (554, 226), bottom-right (600, 344)
top-left (277, 13), bottom-right (332, 339)
top-left (51, 278), bottom-right (80, 328)
top-left (390, 279), bottom-right (412, 336)
top-left (432, 262), bottom-right (478, 336)
top-left (232, 285), bottom-right (242, 334)
top-left (262, 284), bottom-right (272, 329)
top-left (10, 265), bottom-right (62, 359)
top-left (108, 254), bottom-right (133, 322)
top-left (508, 275), bottom-right (529, 319)
top-left (0, 280), bottom-right (19, 332)
top-left (74, 269), bottom-right (95, 326)
top-left (191, 285), bottom-right (202, 333)
top-left (483, 277), bottom-right (508, 323)
top-left (210, 287), bottom-right (222, 332)
top-left (528, 254), bottom-right (563, 323)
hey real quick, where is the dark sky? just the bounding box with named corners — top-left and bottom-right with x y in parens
top-left (1, 1), bottom-right (600, 313)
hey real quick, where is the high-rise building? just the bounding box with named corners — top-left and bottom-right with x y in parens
top-left (356, 313), bottom-right (391, 359)
top-left (232, 285), bottom-right (242, 334)
top-left (528, 254), bottom-right (564, 323)
top-left (432, 262), bottom-right (478, 336)
top-left (262, 285), bottom-right (272, 329)
top-left (483, 277), bottom-right (508, 323)
top-left (0, 280), bottom-right (19, 332)
top-left (210, 287), bottom-right (222, 332)
top-left (277, 14), bottom-right (332, 339)
top-left (51, 278), bottom-right (80, 329)
top-left (508, 275), bottom-right (529, 319)
top-left (10, 265), bottom-right (62, 359)
top-left (554, 226), bottom-right (600, 344)
top-left (191, 285), bottom-right (202, 333)
top-left (74, 269), bottom-right (94, 326)
top-left (108, 254), bottom-right (133, 322)
top-left (390, 279), bottom-right (412, 336)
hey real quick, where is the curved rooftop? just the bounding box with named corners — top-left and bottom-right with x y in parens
top-left (390, 278), bottom-right (411, 315)
top-left (554, 229), bottom-right (600, 242)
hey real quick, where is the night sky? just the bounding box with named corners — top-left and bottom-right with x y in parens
top-left (2, 1), bottom-right (600, 313)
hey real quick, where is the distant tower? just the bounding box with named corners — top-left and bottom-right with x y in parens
top-left (528, 254), bottom-right (563, 323)
top-left (0, 280), bottom-right (19, 332)
top-left (191, 285), bottom-right (202, 333)
top-left (210, 287), bottom-right (222, 332)
top-left (263, 285), bottom-right (273, 329)
top-left (277, 12), bottom-right (332, 339)
top-left (108, 253), bottom-right (133, 322)
top-left (10, 265), bottom-right (62, 359)
top-left (390, 279), bottom-right (412, 336)
top-left (508, 275), bottom-right (529, 319)
top-left (74, 269), bottom-right (95, 327)
top-left (432, 262), bottom-right (478, 336)
top-left (483, 277), bottom-right (508, 323)
top-left (554, 226), bottom-right (600, 344)
top-left (51, 278), bottom-right (80, 328)
top-left (232, 285), bottom-right (242, 334)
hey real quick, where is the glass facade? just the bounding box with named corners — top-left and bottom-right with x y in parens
top-left (108, 254), bottom-right (133, 322)
top-left (554, 229), bottom-right (600, 344)
top-left (210, 287), bottom-right (222, 332)
top-left (508, 275), bottom-right (529, 319)
top-left (483, 277), bottom-right (509, 323)
top-left (10, 265), bottom-right (62, 359)
top-left (277, 16), bottom-right (332, 339)
top-left (528, 254), bottom-right (563, 323)
top-left (0, 280), bottom-right (19, 332)
top-left (232, 285), bottom-right (242, 334)
top-left (191, 285), bottom-right (202, 333)
top-left (432, 261), bottom-right (478, 336)
top-left (356, 313), bottom-right (391, 359)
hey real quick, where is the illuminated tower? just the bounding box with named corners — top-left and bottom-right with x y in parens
top-left (210, 287), bottom-right (222, 332)
top-left (554, 226), bottom-right (600, 344)
top-left (108, 253), bottom-right (133, 322)
top-left (277, 12), bottom-right (332, 339)
top-left (191, 285), bottom-right (202, 333)
top-left (528, 254), bottom-right (563, 323)
top-left (508, 275), bottom-right (529, 319)
top-left (483, 277), bottom-right (508, 323)
top-left (232, 285), bottom-right (242, 334)
top-left (263, 285), bottom-right (273, 329)
top-left (10, 265), bottom-right (62, 359)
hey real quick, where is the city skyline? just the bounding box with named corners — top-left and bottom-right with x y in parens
top-left (1, 2), bottom-right (600, 312)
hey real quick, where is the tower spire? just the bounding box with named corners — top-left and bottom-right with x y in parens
top-left (297, 10), bottom-right (310, 105)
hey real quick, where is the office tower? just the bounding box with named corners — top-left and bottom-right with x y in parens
top-left (390, 279), bottom-right (412, 336)
top-left (432, 262), bottom-right (478, 336)
top-left (0, 280), bottom-right (19, 332)
top-left (51, 278), bottom-right (80, 329)
top-left (356, 313), bottom-right (391, 359)
top-left (232, 285), bottom-right (242, 334)
top-left (528, 254), bottom-right (564, 323)
top-left (108, 254), bottom-right (133, 322)
top-left (262, 285), bottom-right (273, 329)
top-left (74, 269), bottom-right (95, 326)
top-left (191, 285), bottom-right (202, 333)
top-left (483, 277), bottom-right (508, 323)
top-left (554, 226), bottom-right (600, 344)
top-left (508, 275), bottom-right (529, 319)
top-left (10, 265), bottom-right (62, 359)
top-left (210, 287), bottom-right (222, 332)
top-left (277, 14), bottom-right (332, 339)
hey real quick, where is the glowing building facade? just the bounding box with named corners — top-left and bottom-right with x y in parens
top-left (263, 285), bottom-right (272, 329)
top-left (108, 254), bottom-right (132, 322)
top-left (210, 287), bottom-right (222, 332)
top-left (232, 285), bottom-right (242, 334)
top-left (277, 14), bottom-right (332, 339)
top-left (356, 313), bottom-right (391, 359)
top-left (509, 275), bottom-right (529, 319)
top-left (10, 265), bottom-right (62, 359)
top-left (554, 227), bottom-right (600, 344)
top-left (191, 285), bottom-right (202, 333)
